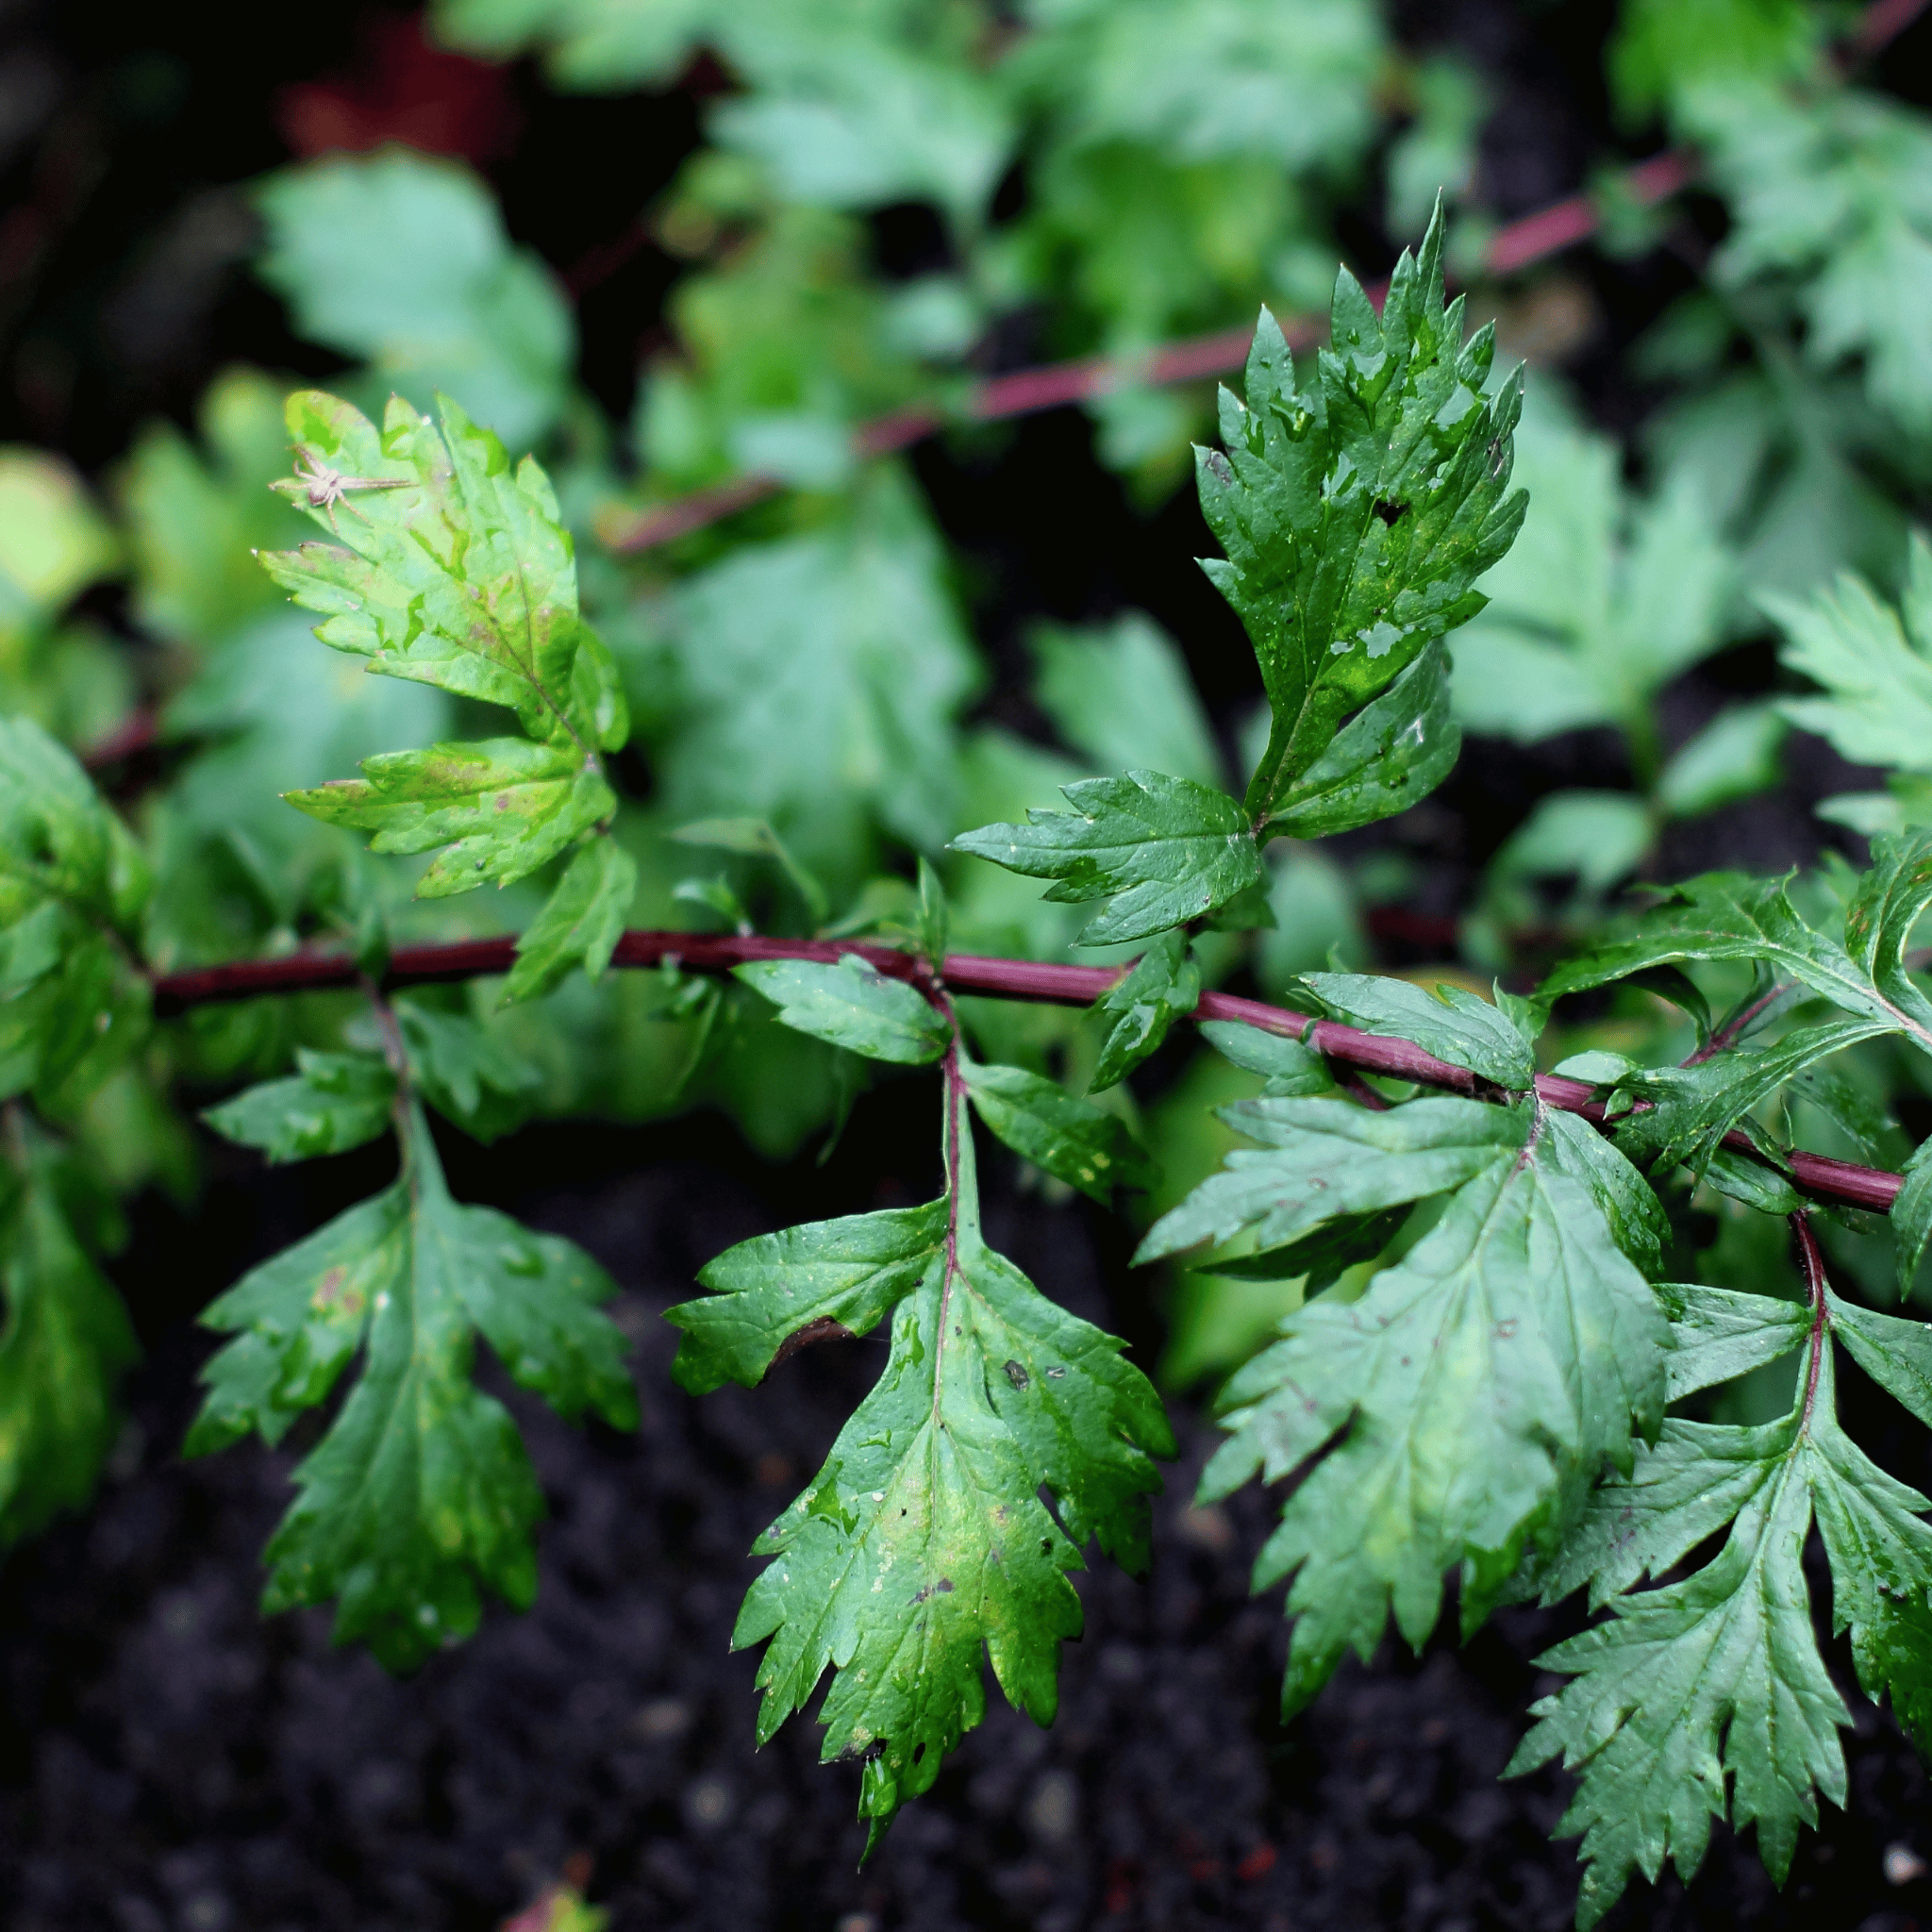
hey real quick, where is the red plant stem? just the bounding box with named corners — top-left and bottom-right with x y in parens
top-left (600, 147), bottom-right (1687, 557)
top-left (147, 930), bottom-right (1906, 1215)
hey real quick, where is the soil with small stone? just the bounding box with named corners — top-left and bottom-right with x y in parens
top-left (4, 1104), bottom-right (1931, 1932)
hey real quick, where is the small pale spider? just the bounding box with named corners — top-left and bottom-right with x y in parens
top-left (287, 448), bottom-right (414, 533)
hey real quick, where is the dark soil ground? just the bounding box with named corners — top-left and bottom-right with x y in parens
top-left (4, 1111), bottom-right (1932, 1932)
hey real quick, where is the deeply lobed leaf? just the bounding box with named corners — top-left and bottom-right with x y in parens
top-left (706, 1095), bottom-right (1172, 1853)
top-left (188, 1101), bottom-right (635, 1666)
top-left (1195, 203), bottom-right (1526, 828)
top-left (1201, 1107), bottom-right (1667, 1714)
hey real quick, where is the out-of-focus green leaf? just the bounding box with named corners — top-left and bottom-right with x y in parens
top-left (0, 718), bottom-right (150, 1110)
top-left (203, 1052), bottom-right (397, 1164)
top-left (658, 466), bottom-right (977, 881)
top-left (0, 1115), bottom-right (139, 1544)
top-left (0, 450), bottom-right (118, 636)
top-left (1452, 411), bottom-right (1733, 759)
top-left (1033, 613), bottom-right (1221, 788)
top-left (503, 838), bottom-right (639, 1006)
top-left (1771, 536), bottom-right (1932, 777)
top-left (119, 366), bottom-right (310, 644)
top-left (1657, 703), bottom-right (1788, 819)
top-left (255, 151), bottom-right (574, 448)
top-left (394, 1001), bottom-right (542, 1143)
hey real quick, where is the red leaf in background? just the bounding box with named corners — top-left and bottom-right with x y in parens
top-left (276, 10), bottom-right (520, 163)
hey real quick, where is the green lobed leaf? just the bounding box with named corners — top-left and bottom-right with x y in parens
top-left (254, 151), bottom-right (575, 450)
top-left (1194, 205), bottom-right (1526, 828)
top-left (1136, 1092), bottom-right (1525, 1265)
top-left (502, 837), bottom-right (639, 1006)
top-left (0, 715), bottom-right (151, 1109)
top-left (666, 1198), bottom-right (951, 1395)
top-left (0, 1117), bottom-right (139, 1544)
top-left (1892, 1138), bottom-right (1932, 1300)
top-left (285, 738), bottom-right (616, 900)
top-left (950, 769), bottom-right (1262, 947)
top-left (1509, 1413), bottom-right (1841, 1929)
top-left (1540, 1108), bottom-right (1670, 1276)
top-left (1770, 536), bottom-right (1932, 776)
top-left (1201, 1113), bottom-right (1668, 1715)
top-left (734, 954), bottom-right (949, 1065)
top-left (1655, 1282), bottom-right (1810, 1403)
top-left (258, 390), bottom-right (626, 756)
top-left (1825, 1290), bottom-right (1932, 1428)
top-left (1609, 1016), bottom-right (1894, 1177)
top-left (202, 1051), bottom-right (397, 1163)
top-left (959, 1058), bottom-right (1154, 1203)
top-left (1538, 871), bottom-right (1905, 1038)
top-left (186, 1100), bottom-right (635, 1668)
top-left (1844, 827), bottom-right (1932, 1043)
top-left (727, 1099), bottom-right (1172, 1854)
top-left (1268, 640), bottom-right (1461, 837)
top-left (1506, 1318), bottom-right (1932, 1928)
top-left (1088, 929), bottom-right (1201, 1092)
top-left (1198, 1017), bottom-right (1332, 1096)
top-left (1296, 970), bottom-right (1539, 1089)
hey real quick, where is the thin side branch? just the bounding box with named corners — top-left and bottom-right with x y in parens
top-left (148, 928), bottom-right (1907, 1215)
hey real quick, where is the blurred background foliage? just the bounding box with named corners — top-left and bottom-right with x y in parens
top-left (0, 0), bottom-right (1929, 1458)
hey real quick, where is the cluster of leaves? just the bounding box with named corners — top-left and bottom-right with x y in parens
top-left (3, 3), bottom-right (1932, 1924)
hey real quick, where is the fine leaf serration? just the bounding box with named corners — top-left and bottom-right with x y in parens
top-left (669, 1074), bottom-right (1172, 1855)
top-left (1510, 1283), bottom-right (1932, 1928)
top-left (190, 1093), bottom-right (635, 1667)
top-left (1196, 200), bottom-right (1527, 829)
top-left (1180, 1097), bottom-right (1667, 1713)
